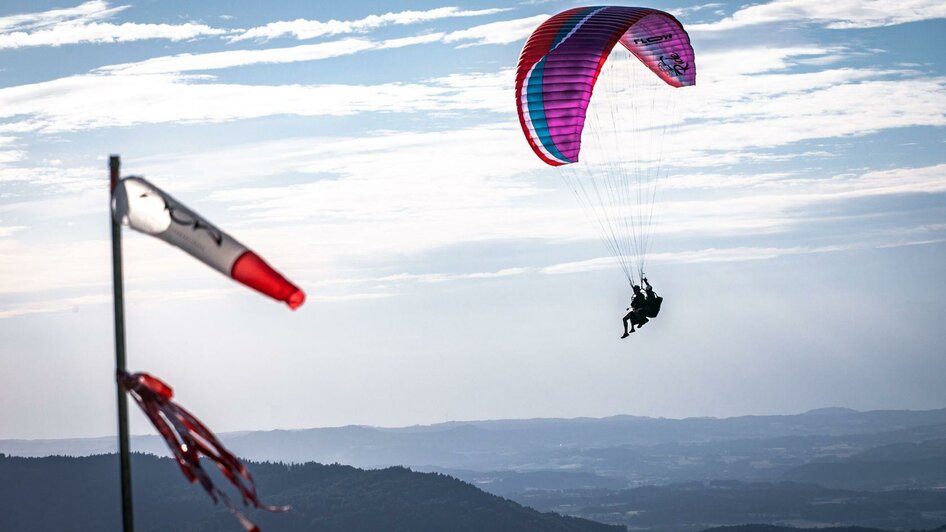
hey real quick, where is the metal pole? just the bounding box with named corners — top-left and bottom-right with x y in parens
top-left (110, 155), bottom-right (135, 532)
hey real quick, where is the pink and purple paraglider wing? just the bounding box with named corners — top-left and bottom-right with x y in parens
top-left (515, 6), bottom-right (696, 166)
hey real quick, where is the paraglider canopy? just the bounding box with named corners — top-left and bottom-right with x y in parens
top-left (516, 6), bottom-right (695, 167)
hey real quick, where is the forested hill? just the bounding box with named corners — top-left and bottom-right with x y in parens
top-left (0, 453), bottom-right (624, 532)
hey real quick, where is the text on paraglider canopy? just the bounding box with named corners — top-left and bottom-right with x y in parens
top-left (632, 34), bottom-right (673, 45)
top-left (658, 53), bottom-right (689, 76)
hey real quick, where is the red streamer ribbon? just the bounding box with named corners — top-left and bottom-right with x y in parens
top-left (118, 370), bottom-right (289, 531)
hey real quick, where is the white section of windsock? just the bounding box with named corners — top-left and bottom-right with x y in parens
top-left (112, 176), bottom-right (248, 276)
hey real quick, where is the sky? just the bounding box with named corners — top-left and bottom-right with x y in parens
top-left (0, 0), bottom-right (944, 440)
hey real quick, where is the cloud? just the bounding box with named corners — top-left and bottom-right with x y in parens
top-left (0, 68), bottom-right (510, 134)
top-left (443, 14), bottom-right (549, 47)
top-left (0, 148), bottom-right (26, 165)
top-left (12, 19), bottom-right (933, 178)
top-left (0, 286), bottom-right (399, 319)
top-left (818, 163), bottom-right (946, 197)
top-left (139, 124), bottom-right (946, 263)
top-left (3, 43), bottom-right (942, 162)
top-left (100, 14), bottom-right (550, 76)
top-left (0, 293), bottom-right (111, 319)
top-left (185, 125), bottom-right (576, 260)
top-left (0, 225), bottom-right (25, 238)
top-left (307, 292), bottom-right (397, 302)
top-left (549, 45), bottom-right (946, 171)
top-left (663, 171), bottom-right (798, 190)
top-left (2, 155), bottom-right (943, 312)
top-left (690, 0), bottom-right (946, 31)
top-left (0, 3), bottom-right (528, 52)
top-left (0, 0), bottom-right (229, 49)
top-left (0, 29), bottom-right (943, 314)
top-left (0, 286), bottom-right (247, 319)
top-left (0, 123), bottom-right (565, 306)
top-left (98, 12), bottom-right (550, 75)
top-left (98, 37), bottom-right (379, 75)
top-left (636, 46), bottom-right (946, 167)
top-left (0, 21), bottom-right (230, 49)
top-left (6, 230), bottom-right (942, 320)
top-left (96, 34), bottom-right (444, 75)
top-left (540, 237), bottom-right (946, 275)
top-left (0, 235), bottom-right (114, 295)
top-left (0, 161), bottom-right (101, 192)
top-left (230, 6), bottom-right (508, 42)
top-left (0, 0), bottom-right (126, 32)
top-left (376, 267), bottom-right (531, 283)
top-left (670, 3), bottom-right (726, 17)
top-left (670, 72), bottom-right (946, 160)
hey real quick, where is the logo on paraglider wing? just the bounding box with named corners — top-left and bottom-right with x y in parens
top-left (658, 52), bottom-right (689, 77)
top-left (632, 33), bottom-right (673, 45)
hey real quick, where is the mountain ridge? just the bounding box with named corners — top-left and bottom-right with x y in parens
top-left (5, 406), bottom-right (946, 460)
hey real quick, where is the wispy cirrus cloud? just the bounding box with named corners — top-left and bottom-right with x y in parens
top-left (691, 0), bottom-right (946, 31)
top-left (0, 2), bottom-right (528, 52)
top-left (0, 236), bottom-right (110, 295)
top-left (0, 21), bottom-right (229, 49)
top-left (0, 0), bottom-right (126, 32)
top-left (98, 14), bottom-right (550, 76)
top-left (443, 14), bottom-right (548, 47)
top-left (670, 3), bottom-right (726, 18)
top-left (0, 148), bottom-right (25, 165)
top-left (156, 128), bottom-right (946, 258)
top-left (3, 231), bottom-right (943, 319)
top-left (1, 148), bottom-right (943, 315)
top-left (541, 236), bottom-right (946, 276)
top-left (630, 44), bottom-right (946, 167)
top-left (0, 0), bottom-right (229, 50)
top-left (230, 6), bottom-right (509, 42)
top-left (538, 244), bottom-right (857, 275)
top-left (0, 288), bottom-right (246, 319)
top-left (376, 268), bottom-right (532, 284)
top-left (0, 225), bottom-right (25, 238)
top-left (3, 43), bottom-right (940, 150)
top-left (1, 43), bottom-right (942, 209)
top-left (95, 34), bottom-right (444, 75)
top-left (0, 293), bottom-right (111, 319)
top-left (0, 162), bottom-right (99, 192)
top-left (671, 72), bottom-right (946, 162)
top-left (0, 68), bottom-right (509, 134)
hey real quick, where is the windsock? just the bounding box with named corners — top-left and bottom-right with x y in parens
top-left (118, 370), bottom-right (290, 531)
top-left (112, 176), bottom-right (305, 309)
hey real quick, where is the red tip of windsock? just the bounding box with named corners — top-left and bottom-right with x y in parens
top-left (230, 251), bottom-right (305, 310)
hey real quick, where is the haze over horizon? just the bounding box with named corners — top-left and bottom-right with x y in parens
top-left (1, 0), bottom-right (945, 441)
top-left (5, 404), bottom-right (936, 444)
